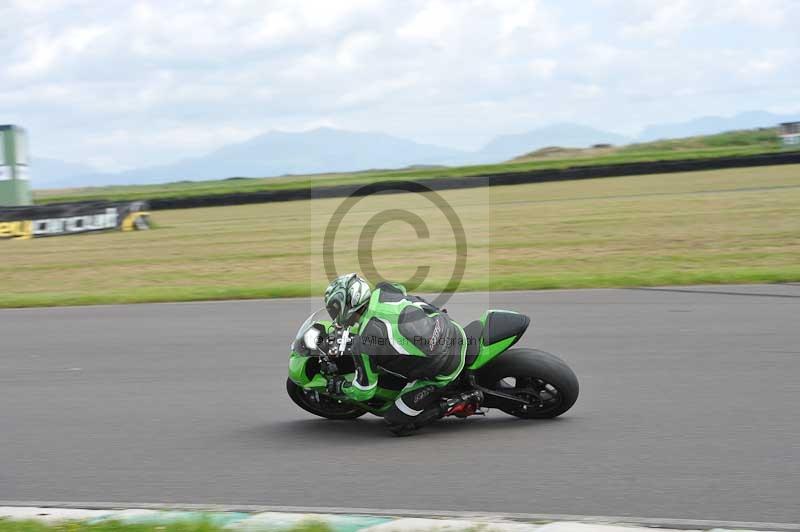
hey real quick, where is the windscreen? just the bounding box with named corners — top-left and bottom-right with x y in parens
top-left (292, 307), bottom-right (329, 350)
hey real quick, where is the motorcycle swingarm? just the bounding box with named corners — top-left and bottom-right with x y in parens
top-left (466, 374), bottom-right (530, 406)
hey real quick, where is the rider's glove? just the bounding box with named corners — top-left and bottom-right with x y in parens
top-left (326, 375), bottom-right (347, 396)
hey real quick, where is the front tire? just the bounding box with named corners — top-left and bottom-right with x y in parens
top-left (286, 378), bottom-right (367, 420)
top-left (478, 348), bottom-right (579, 419)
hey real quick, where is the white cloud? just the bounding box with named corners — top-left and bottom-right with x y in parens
top-left (527, 59), bottom-right (557, 80)
top-left (335, 31), bottom-right (382, 70)
top-left (0, 0), bottom-right (798, 168)
top-left (337, 75), bottom-right (419, 107)
top-left (9, 26), bottom-right (107, 79)
top-left (620, 0), bottom-right (697, 41)
top-left (718, 0), bottom-right (788, 27)
top-left (396, 1), bottom-right (453, 45)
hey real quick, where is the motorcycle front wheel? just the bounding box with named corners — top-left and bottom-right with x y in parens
top-left (286, 378), bottom-right (368, 420)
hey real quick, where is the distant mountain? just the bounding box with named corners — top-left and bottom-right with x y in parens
top-left (30, 125), bottom-right (633, 188)
top-left (30, 157), bottom-right (102, 188)
top-left (29, 112), bottom-right (800, 190)
top-left (473, 123), bottom-right (630, 163)
top-left (89, 127), bottom-right (469, 186)
top-left (637, 110), bottom-right (800, 141)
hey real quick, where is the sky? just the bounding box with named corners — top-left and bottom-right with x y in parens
top-left (1, 0), bottom-right (799, 172)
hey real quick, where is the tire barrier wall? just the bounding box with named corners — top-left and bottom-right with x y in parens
top-left (0, 200), bottom-right (150, 240)
top-left (144, 150), bottom-right (800, 211)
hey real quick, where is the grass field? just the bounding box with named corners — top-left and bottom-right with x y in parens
top-left (3, 164), bottom-right (800, 308)
top-left (33, 128), bottom-right (797, 205)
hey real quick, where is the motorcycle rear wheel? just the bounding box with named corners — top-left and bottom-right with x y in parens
top-left (286, 378), bottom-right (368, 420)
top-left (478, 348), bottom-right (579, 419)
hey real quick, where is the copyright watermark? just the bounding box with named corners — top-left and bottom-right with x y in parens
top-left (321, 180), bottom-right (468, 309)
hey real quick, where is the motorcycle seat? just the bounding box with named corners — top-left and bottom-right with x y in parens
top-left (463, 311), bottom-right (530, 367)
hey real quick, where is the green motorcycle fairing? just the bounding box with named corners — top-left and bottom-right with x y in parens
top-left (288, 310), bottom-right (427, 414)
top-left (288, 307), bottom-right (529, 411)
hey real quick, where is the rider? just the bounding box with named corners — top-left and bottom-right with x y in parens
top-left (323, 273), bottom-right (482, 433)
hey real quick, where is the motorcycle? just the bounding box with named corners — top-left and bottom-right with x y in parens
top-left (287, 308), bottom-right (579, 428)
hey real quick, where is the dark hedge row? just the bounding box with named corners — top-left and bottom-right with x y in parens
top-left (138, 150), bottom-right (800, 210)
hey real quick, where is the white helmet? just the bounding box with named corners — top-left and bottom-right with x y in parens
top-left (324, 273), bottom-right (372, 326)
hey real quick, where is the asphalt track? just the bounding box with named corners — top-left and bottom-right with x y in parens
top-left (2, 285), bottom-right (799, 523)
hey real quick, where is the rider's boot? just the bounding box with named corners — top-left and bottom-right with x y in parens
top-left (386, 390), bottom-right (484, 435)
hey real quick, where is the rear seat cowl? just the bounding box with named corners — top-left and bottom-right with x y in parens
top-left (483, 311), bottom-right (530, 345)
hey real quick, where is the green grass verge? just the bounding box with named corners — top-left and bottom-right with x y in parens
top-left (3, 164), bottom-right (800, 308)
top-left (0, 522), bottom-right (333, 532)
top-left (1, 269), bottom-right (798, 309)
top-left (33, 128), bottom-right (798, 204)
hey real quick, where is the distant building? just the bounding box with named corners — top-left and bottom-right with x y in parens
top-left (778, 122), bottom-right (800, 146)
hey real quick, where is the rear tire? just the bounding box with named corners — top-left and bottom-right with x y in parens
top-left (286, 378), bottom-right (367, 420)
top-left (478, 348), bottom-right (579, 419)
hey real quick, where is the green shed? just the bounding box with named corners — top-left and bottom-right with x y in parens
top-left (0, 125), bottom-right (33, 206)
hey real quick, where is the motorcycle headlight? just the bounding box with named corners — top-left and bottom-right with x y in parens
top-left (303, 327), bottom-right (321, 350)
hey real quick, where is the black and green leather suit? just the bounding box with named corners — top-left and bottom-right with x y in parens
top-left (341, 282), bottom-right (467, 426)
